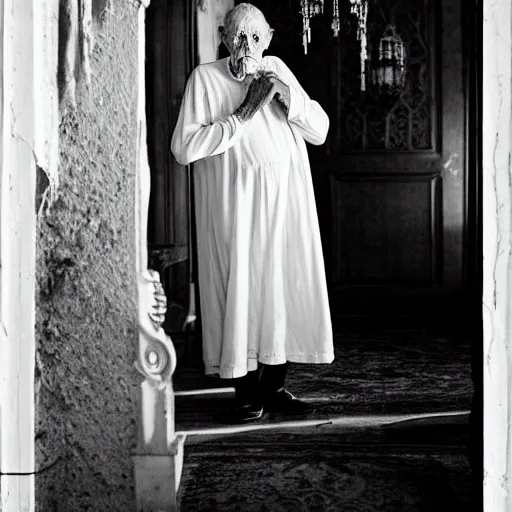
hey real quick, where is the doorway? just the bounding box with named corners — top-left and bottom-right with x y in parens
top-left (144, 0), bottom-right (481, 507)
top-left (145, 0), bottom-right (198, 364)
top-left (144, 0), bottom-right (482, 370)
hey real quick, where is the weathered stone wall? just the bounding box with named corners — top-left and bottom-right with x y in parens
top-left (34, 2), bottom-right (140, 510)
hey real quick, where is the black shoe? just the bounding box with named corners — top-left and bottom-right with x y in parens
top-left (216, 401), bottom-right (264, 424)
top-left (263, 389), bottom-right (314, 414)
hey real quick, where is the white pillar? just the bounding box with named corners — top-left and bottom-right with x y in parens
top-left (482, 0), bottom-right (512, 510)
top-left (0, 0), bottom-right (36, 510)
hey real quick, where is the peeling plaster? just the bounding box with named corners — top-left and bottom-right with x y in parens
top-left (33, 0), bottom-right (60, 214)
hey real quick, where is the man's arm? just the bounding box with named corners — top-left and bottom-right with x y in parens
top-left (268, 57), bottom-right (329, 146)
top-left (171, 67), bottom-right (244, 166)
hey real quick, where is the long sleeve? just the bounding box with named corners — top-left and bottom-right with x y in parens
top-left (171, 66), bottom-right (245, 166)
top-left (270, 57), bottom-right (329, 146)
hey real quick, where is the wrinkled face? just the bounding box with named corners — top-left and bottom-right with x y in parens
top-left (220, 4), bottom-right (273, 79)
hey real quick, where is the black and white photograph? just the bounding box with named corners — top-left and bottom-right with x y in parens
top-left (2, 0), bottom-right (507, 510)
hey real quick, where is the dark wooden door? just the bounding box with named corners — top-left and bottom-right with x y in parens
top-left (146, 0), bottom-right (195, 334)
top-left (241, 0), bottom-right (466, 324)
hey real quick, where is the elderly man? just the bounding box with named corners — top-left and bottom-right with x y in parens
top-left (171, 3), bottom-right (334, 423)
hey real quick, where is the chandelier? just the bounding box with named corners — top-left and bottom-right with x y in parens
top-left (300, 0), bottom-right (324, 53)
top-left (300, 0), bottom-right (369, 90)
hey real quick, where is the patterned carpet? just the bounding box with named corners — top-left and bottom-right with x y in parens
top-left (175, 329), bottom-right (478, 511)
top-left (178, 417), bottom-right (477, 511)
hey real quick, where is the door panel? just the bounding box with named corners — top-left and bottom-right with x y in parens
top-left (331, 173), bottom-right (440, 285)
top-left (146, 0), bottom-right (195, 333)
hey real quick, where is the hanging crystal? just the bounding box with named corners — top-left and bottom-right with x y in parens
top-left (331, 0), bottom-right (340, 37)
top-left (349, 0), bottom-right (369, 91)
top-left (301, 0), bottom-right (324, 54)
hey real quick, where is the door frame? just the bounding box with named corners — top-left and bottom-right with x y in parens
top-left (462, 0), bottom-right (483, 327)
top-left (482, 0), bottom-right (512, 508)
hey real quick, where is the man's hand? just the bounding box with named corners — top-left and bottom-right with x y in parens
top-left (234, 71), bottom-right (290, 123)
top-left (234, 75), bottom-right (273, 123)
top-left (260, 71), bottom-right (290, 115)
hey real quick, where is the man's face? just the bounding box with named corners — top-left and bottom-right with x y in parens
top-left (221, 5), bottom-right (273, 79)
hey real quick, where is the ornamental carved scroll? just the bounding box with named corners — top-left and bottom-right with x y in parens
top-left (133, 0), bottom-right (177, 391)
top-left (134, 268), bottom-right (177, 390)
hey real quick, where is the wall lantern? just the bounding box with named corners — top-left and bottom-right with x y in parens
top-left (371, 24), bottom-right (406, 94)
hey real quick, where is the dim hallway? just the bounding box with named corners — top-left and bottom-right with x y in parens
top-left (3, 0), bottom-right (506, 511)
top-left (171, 327), bottom-right (478, 510)
top-left (143, 0), bottom-right (483, 510)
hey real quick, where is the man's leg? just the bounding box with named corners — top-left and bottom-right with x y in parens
top-left (218, 369), bottom-right (263, 423)
top-left (259, 362), bottom-right (313, 414)
top-left (233, 369), bottom-right (260, 405)
top-left (258, 362), bottom-right (288, 396)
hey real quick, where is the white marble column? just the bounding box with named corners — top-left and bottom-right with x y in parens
top-left (483, 0), bottom-right (512, 510)
top-left (0, 0), bottom-right (37, 510)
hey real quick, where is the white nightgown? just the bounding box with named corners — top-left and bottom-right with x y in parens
top-left (171, 55), bottom-right (334, 378)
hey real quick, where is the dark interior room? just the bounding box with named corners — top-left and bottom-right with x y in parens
top-left (145, 0), bottom-right (482, 509)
